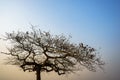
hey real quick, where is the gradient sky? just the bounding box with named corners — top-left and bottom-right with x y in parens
top-left (0, 0), bottom-right (120, 80)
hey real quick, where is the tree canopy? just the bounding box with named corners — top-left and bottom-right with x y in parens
top-left (2, 27), bottom-right (104, 80)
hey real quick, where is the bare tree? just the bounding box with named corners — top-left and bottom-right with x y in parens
top-left (2, 27), bottom-right (104, 80)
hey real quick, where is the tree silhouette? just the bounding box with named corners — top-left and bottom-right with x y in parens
top-left (2, 27), bottom-right (104, 80)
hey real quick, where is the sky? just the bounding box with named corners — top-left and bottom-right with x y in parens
top-left (0, 0), bottom-right (120, 80)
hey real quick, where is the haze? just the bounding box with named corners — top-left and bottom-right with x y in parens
top-left (0, 0), bottom-right (120, 80)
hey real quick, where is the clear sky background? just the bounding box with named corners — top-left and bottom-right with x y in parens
top-left (0, 0), bottom-right (120, 80)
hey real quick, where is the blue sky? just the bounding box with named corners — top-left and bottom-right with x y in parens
top-left (0, 0), bottom-right (120, 80)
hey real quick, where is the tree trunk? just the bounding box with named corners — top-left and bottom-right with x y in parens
top-left (36, 67), bottom-right (41, 80)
